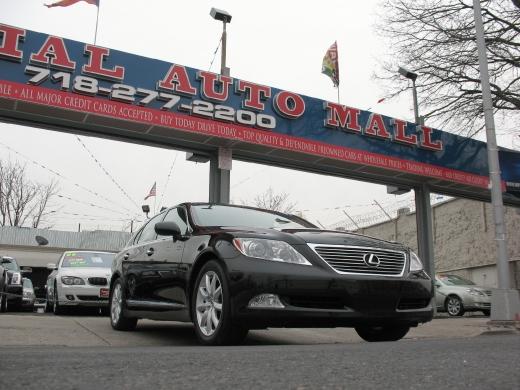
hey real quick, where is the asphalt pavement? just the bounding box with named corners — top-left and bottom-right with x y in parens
top-left (0, 312), bottom-right (518, 389)
top-left (0, 311), bottom-right (505, 347)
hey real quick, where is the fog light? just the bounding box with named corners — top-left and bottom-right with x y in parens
top-left (66, 295), bottom-right (75, 300)
top-left (247, 294), bottom-right (285, 309)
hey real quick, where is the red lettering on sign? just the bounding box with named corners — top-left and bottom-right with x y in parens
top-left (0, 24), bottom-right (25, 62)
top-left (420, 125), bottom-right (443, 151)
top-left (364, 113), bottom-right (391, 139)
top-left (273, 91), bottom-right (305, 119)
top-left (236, 80), bottom-right (271, 111)
top-left (197, 71), bottom-right (233, 102)
top-left (157, 64), bottom-right (196, 96)
top-left (392, 119), bottom-right (417, 146)
top-left (29, 36), bottom-right (76, 71)
top-left (324, 102), bottom-right (361, 133)
top-left (82, 45), bottom-right (124, 81)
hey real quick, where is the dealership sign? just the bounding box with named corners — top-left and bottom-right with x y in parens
top-left (0, 24), bottom-right (519, 197)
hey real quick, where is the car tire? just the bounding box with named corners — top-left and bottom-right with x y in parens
top-left (482, 309), bottom-right (491, 317)
top-left (53, 285), bottom-right (65, 315)
top-left (45, 292), bottom-right (52, 313)
top-left (0, 289), bottom-right (6, 313)
top-left (355, 324), bottom-right (410, 342)
top-left (445, 295), bottom-right (465, 316)
top-left (191, 260), bottom-right (248, 346)
top-left (110, 278), bottom-right (137, 331)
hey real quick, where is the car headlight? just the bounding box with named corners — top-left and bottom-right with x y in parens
top-left (409, 251), bottom-right (424, 272)
top-left (10, 272), bottom-right (22, 285)
top-left (61, 276), bottom-right (85, 285)
top-left (466, 288), bottom-right (486, 297)
top-left (233, 238), bottom-right (312, 266)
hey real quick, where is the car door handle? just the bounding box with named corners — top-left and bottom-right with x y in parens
top-left (146, 248), bottom-right (154, 256)
top-left (123, 253), bottom-right (130, 260)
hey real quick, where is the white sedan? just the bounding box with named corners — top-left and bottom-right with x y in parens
top-left (45, 251), bottom-right (115, 315)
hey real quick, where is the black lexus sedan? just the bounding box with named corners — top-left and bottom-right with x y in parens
top-left (109, 203), bottom-right (433, 345)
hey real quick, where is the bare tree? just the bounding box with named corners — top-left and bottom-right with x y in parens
top-left (247, 187), bottom-right (297, 214)
top-left (0, 160), bottom-right (58, 228)
top-left (376, 0), bottom-right (519, 137)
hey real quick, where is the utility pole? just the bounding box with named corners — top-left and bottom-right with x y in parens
top-left (472, 0), bottom-right (520, 321)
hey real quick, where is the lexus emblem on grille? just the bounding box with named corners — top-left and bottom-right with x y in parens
top-left (363, 253), bottom-right (380, 267)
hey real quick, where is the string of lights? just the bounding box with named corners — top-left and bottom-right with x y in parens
top-left (75, 135), bottom-right (140, 209)
top-left (157, 152), bottom-right (178, 209)
top-left (0, 141), bottom-right (136, 216)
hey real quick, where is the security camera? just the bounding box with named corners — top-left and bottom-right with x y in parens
top-left (210, 7), bottom-right (232, 23)
top-left (398, 66), bottom-right (418, 81)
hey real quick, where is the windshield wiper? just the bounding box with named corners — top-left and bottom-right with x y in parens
top-left (274, 218), bottom-right (290, 224)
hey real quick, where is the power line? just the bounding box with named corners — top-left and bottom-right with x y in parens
top-left (75, 135), bottom-right (140, 209)
top-left (208, 35), bottom-right (222, 72)
top-left (0, 141), bottom-right (136, 216)
top-left (157, 152), bottom-right (178, 209)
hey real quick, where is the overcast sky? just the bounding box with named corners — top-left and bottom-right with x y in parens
top-left (1, 0), bottom-right (510, 232)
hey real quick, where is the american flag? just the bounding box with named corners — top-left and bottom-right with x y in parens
top-left (45, 0), bottom-right (98, 8)
top-left (144, 182), bottom-right (157, 200)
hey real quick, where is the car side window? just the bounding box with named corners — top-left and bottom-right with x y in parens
top-left (160, 207), bottom-right (189, 237)
top-left (136, 213), bottom-right (166, 244)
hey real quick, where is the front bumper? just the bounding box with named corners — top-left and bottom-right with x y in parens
top-left (5, 284), bottom-right (23, 304)
top-left (57, 284), bottom-right (109, 307)
top-left (463, 294), bottom-right (491, 311)
top-left (222, 255), bottom-right (434, 329)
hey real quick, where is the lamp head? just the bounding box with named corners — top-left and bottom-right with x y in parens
top-left (210, 7), bottom-right (232, 23)
top-left (398, 66), bottom-right (418, 81)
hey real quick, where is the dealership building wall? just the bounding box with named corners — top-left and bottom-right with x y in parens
top-left (352, 198), bottom-right (520, 289)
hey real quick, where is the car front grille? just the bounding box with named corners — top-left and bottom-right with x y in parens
top-left (88, 277), bottom-right (108, 286)
top-left (309, 244), bottom-right (406, 276)
top-left (77, 295), bottom-right (109, 301)
top-left (283, 295), bottom-right (345, 310)
top-left (397, 298), bottom-right (431, 310)
top-left (484, 290), bottom-right (492, 297)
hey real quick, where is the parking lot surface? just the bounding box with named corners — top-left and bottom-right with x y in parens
top-left (0, 311), bottom-right (500, 347)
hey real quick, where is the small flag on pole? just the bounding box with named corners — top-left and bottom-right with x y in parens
top-left (144, 182), bottom-right (157, 200)
top-left (45, 0), bottom-right (98, 8)
top-left (321, 41), bottom-right (339, 87)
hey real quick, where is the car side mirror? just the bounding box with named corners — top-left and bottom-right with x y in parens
top-left (21, 266), bottom-right (32, 274)
top-left (155, 221), bottom-right (182, 240)
top-left (434, 282), bottom-right (441, 288)
top-left (46, 263), bottom-right (57, 271)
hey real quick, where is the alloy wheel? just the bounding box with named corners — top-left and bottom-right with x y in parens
top-left (447, 296), bottom-right (462, 316)
top-left (195, 271), bottom-right (223, 337)
top-left (111, 282), bottom-right (122, 325)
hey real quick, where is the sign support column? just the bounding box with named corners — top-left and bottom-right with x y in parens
top-left (415, 184), bottom-right (435, 279)
top-left (209, 147), bottom-right (231, 204)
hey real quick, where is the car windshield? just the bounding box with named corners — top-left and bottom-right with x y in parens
top-left (191, 205), bottom-right (317, 229)
top-left (60, 252), bottom-right (114, 268)
top-left (1, 258), bottom-right (19, 271)
top-left (23, 278), bottom-right (33, 289)
top-left (437, 275), bottom-right (475, 286)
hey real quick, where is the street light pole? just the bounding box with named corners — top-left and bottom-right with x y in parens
top-left (209, 8), bottom-right (232, 204)
top-left (221, 20), bottom-right (228, 76)
top-left (397, 66), bottom-right (435, 280)
top-left (472, 0), bottom-right (519, 321)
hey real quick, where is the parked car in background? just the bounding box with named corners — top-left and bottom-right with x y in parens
top-left (109, 203), bottom-right (433, 346)
top-left (22, 277), bottom-right (36, 311)
top-left (1, 256), bottom-right (31, 312)
top-left (435, 274), bottom-right (492, 316)
top-left (45, 251), bottom-right (115, 315)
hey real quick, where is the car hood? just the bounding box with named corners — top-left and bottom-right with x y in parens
top-left (439, 284), bottom-right (489, 292)
top-left (216, 226), bottom-right (407, 250)
top-left (58, 267), bottom-right (111, 278)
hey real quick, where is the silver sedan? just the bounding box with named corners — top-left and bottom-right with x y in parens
top-left (434, 274), bottom-right (491, 316)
